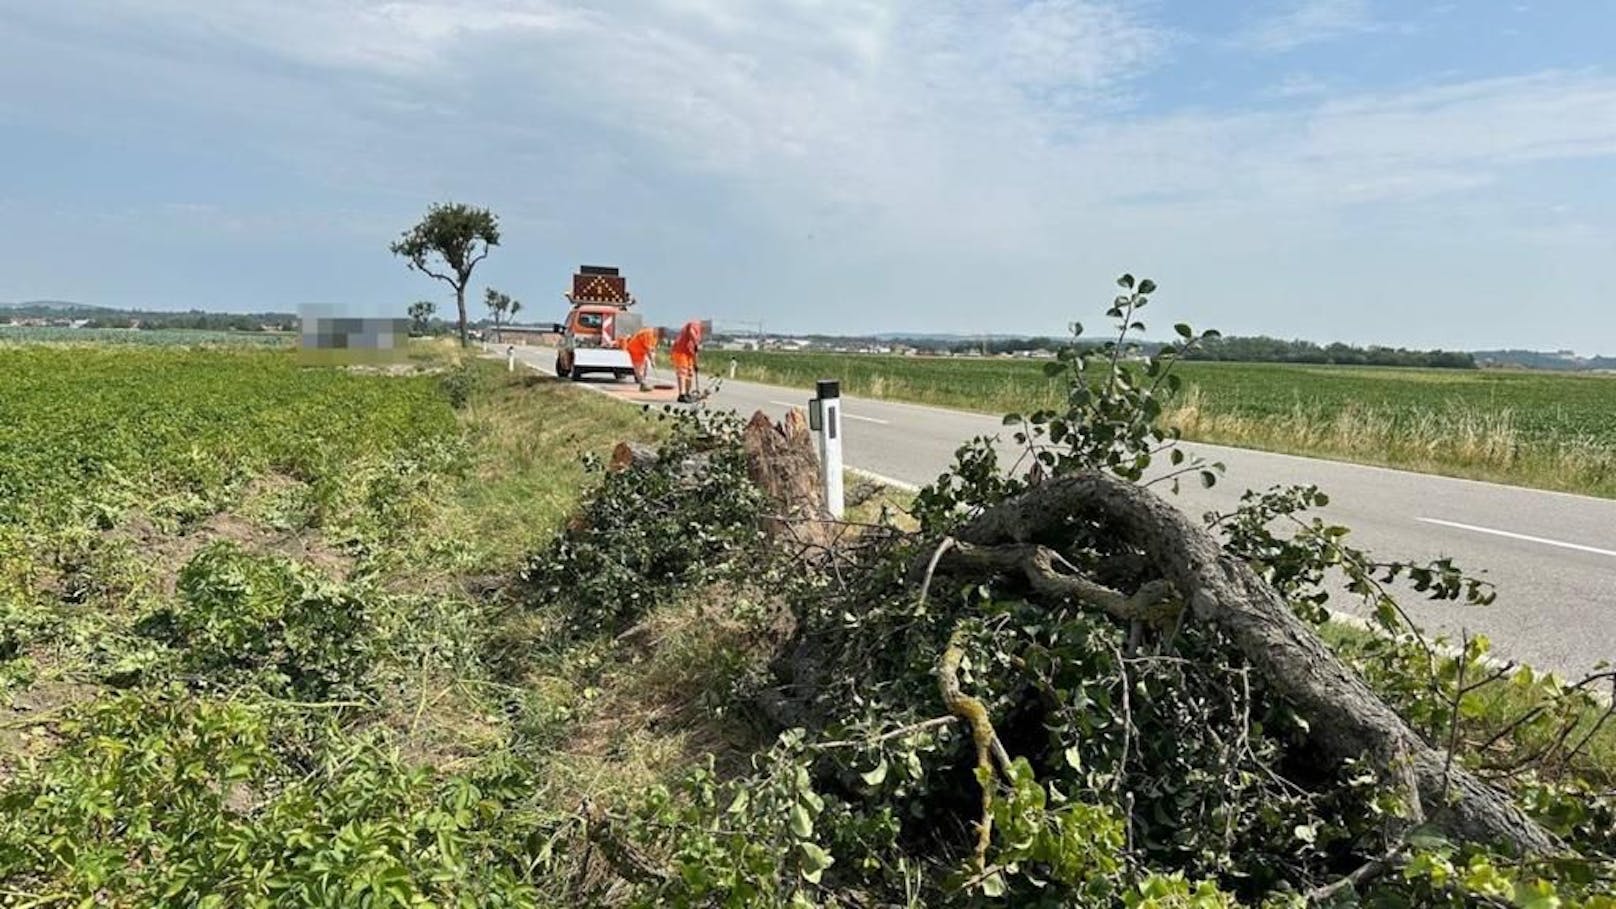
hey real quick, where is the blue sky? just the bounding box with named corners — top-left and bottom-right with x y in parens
top-left (2, 1), bottom-right (1613, 351)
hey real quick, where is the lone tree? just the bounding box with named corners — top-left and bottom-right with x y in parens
top-left (390, 203), bottom-right (500, 347)
top-left (406, 300), bottom-right (436, 337)
top-left (484, 288), bottom-right (521, 342)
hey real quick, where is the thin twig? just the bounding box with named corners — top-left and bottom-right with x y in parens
top-left (916, 536), bottom-right (957, 612)
top-left (1441, 630), bottom-right (1470, 804)
top-left (814, 715), bottom-right (958, 750)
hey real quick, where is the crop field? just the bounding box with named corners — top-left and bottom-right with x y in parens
top-left (0, 325), bottom-right (293, 346)
top-left (0, 342), bottom-right (664, 904)
top-left (723, 350), bottom-right (1616, 497)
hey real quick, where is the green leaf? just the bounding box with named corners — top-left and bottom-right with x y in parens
top-left (980, 871), bottom-right (1007, 897)
top-left (1137, 278), bottom-right (1157, 294)
top-left (790, 803), bottom-right (813, 838)
top-left (1002, 412), bottom-right (1022, 425)
top-left (799, 841), bottom-right (834, 882)
top-left (860, 758), bottom-right (888, 786)
top-left (1117, 273), bottom-right (1135, 290)
top-left (1174, 323), bottom-right (1193, 339)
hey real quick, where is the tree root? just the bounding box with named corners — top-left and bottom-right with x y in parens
top-left (939, 470), bottom-right (1558, 856)
top-left (937, 626), bottom-right (1014, 867)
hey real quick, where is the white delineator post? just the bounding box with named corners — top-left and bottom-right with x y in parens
top-left (506, 345), bottom-right (516, 372)
top-left (811, 379), bottom-right (844, 518)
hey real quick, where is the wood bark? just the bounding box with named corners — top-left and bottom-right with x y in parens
top-left (607, 441), bottom-right (661, 473)
top-left (740, 409), bottom-right (835, 547)
top-left (947, 470), bottom-right (1557, 855)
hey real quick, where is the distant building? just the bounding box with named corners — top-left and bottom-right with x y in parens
top-left (500, 323), bottom-right (563, 346)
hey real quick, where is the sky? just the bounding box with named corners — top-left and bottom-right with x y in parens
top-left (2, 1), bottom-right (1614, 352)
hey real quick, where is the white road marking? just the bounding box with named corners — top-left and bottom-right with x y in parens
top-left (847, 467), bottom-right (921, 493)
top-left (1417, 518), bottom-right (1616, 558)
top-left (767, 400), bottom-right (890, 424)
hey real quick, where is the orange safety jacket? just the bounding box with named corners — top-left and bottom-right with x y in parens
top-left (622, 327), bottom-right (658, 368)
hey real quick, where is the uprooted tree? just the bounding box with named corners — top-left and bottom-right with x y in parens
top-left (520, 276), bottom-right (1615, 906)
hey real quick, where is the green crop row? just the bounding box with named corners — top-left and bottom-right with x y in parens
top-left (0, 346), bottom-right (456, 532)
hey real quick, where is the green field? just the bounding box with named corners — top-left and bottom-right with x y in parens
top-left (0, 343), bottom-right (663, 904)
top-left (0, 325), bottom-right (293, 346)
top-left (723, 350), bottom-right (1616, 497)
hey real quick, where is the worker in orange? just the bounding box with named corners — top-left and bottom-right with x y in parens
top-left (619, 325), bottom-right (660, 392)
top-left (671, 319), bottom-right (703, 403)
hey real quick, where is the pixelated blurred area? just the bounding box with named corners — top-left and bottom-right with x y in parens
top-left (297, 306), bottom-right (411, 365)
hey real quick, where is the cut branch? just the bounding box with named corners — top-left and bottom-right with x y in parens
top-left (937, 626), bottom-right (1014, 867)
top-left (934, 541), bottom-right (1180, 625)
top-left (950, 470), bottom-right (1558, 855)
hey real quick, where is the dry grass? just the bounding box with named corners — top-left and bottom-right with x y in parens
top-left (426, 367), bottom-right (667, 574)
top-left (1166, 387), bottom-right (1616, 496)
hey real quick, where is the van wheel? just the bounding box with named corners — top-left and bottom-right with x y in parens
top-left (553, 355), bottom-right (566, 377)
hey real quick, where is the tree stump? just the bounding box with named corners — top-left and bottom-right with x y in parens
top-left (741, 409), bottom-right (836, 549)
top-left (608, 441), bottom-right (660, 473)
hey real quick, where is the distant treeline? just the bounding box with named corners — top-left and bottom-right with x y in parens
top-left (2, 302), bottom-right (297, 332)
top-left (877, 333), bottom-right (1477, 367)
top-left (85, 312), bottom-right (299, 332)
top-left (1473, 349), bottom-right (1616, 371)
top-left (1183, 335), bottom-right (1476, 369)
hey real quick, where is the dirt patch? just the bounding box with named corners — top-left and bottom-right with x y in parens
top-left (102, 508), bottom-right (354, 598)
top-left (0, 672), bottom-right (99, 777)
top-left (345, 364), bottom-right (447, 377)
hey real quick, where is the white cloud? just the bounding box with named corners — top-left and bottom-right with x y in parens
top-left (4, 2), bottom-right (1616, 348)
top-left (1233, 0), bottom-right (1379, 52)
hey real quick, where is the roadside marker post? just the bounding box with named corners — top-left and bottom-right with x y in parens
top-left (506, 345), bottom-right (516, 372)
top-left (809, 379), bottom-right (844, 519)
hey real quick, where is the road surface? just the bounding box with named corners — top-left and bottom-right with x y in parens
top-left (501, 344), bottom-right (1616, 677)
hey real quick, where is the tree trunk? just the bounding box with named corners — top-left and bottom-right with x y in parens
top-left (455, 285), bottom-right (469, 348)
top-left (944, 471), bottom-right (1557, 855)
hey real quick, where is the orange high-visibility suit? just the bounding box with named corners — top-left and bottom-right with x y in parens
top-left (621, 327), bottom-right (659, 373)
top-left (671, 321), bottom-right (702, 385)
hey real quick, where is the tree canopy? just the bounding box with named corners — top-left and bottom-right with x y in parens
top-left (390, 203), bottom-right (500, 347)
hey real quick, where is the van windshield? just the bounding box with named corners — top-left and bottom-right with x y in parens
top-left (577, 313), bottom-right (604, 329)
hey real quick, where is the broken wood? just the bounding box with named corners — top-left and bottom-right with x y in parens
top-left (944, 470), bottom-right (1557, 856)
top-left (608, 441), bottom-right (660, 473)
top-left (741, 408), bottom-right (836, 548)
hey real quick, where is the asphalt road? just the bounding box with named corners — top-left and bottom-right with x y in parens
top-left (502, 344), bottom-right (1616, 677)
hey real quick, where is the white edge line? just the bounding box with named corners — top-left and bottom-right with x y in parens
top-left (846, 467), bottom-right (921, 493)
top-left (1417, 517), bottom-right (1616, 558)
top-left (767, 399), bottom-right (889, 425)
